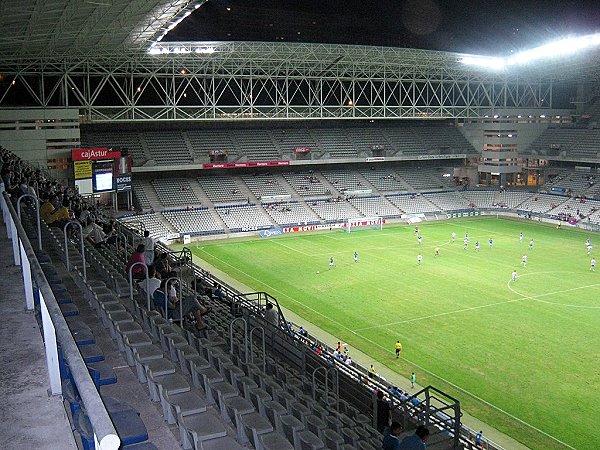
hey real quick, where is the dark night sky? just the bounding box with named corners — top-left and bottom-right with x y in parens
top-left (166, 0), bottom-right (600, 55)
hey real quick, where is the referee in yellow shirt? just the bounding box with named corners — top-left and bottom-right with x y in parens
top-left (395, 340), bottom-right (403, 359)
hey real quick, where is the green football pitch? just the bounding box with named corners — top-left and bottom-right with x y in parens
top-left (186, 217), bottom-right (600, 450)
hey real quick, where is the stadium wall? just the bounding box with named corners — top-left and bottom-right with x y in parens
top-left (0, 108), bottom-right (80, 176)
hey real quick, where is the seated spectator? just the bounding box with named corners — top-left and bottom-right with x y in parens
top-left (40, 194), bottom-right (57, 223)
top-left (47, 197), bottom-right (72, 229)
top-left (153, 278), bottom-right (208, 332)
top-left (212, 284), bottom-right (223, 301)
top-left (138, 267), bottom-right (161, 301)
top-left (397, 425), bottom-right (429, 450)
top-left (126, 244), bottom-right (146, 280)
top-left (382, 421), bottom-right (403, 450)
top-left (154, 252), bottom-right (171, 278)
top-left (82, 219), bottom-right (107, 248)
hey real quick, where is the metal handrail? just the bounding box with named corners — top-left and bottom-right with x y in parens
top-left (229, 317), bottom-right (248, 361)
top-left (2, 191), bottom-right (119, 450)
top-left (128, 261), bottom-right (149, 310)
top-left (249, 326), bottom-right (266, 373)
top-left (63, 221), bottom-right (86, 281)
top-left (17, 194), bottom-right (42, 251)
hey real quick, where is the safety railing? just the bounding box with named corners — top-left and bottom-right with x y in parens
top-left (1, 190), bottom-right (120, 450)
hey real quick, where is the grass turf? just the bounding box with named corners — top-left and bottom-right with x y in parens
top-left (186, 217), bottom-right (600, 450)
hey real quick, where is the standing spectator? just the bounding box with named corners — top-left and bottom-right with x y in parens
top-left (126, 244), bottom-right (146, 280)
top-left (264, 302), bottom-right (279, 327)
top-left (369, 364), bottom-right (376, 379)
top-left (143, 230), bottom-right (155, 265)
top-left (376, 390), bottom-right (391, 432)
top-left (382, 421), bottom-right (403, 450)
top-left (475, 430), bottom-right (483, 448)
top-left (398, 425), bottom-right (429, 450)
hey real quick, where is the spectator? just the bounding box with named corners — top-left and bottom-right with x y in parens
top-left (397, 425), bottom-right (429, 450)
top-left (264, 302), bottom-right (279, 326)
top-left (40, 194), bottom-right (57, 222)
top-left (47, 197), bottom-right (71, 229)
top-left (153, 278), bottom-right (208, 331)
top-left (126, 244), bottom-right (146, 280)
top-left (138, 267), bottom-right (161, 300)
top-left (376, 390), bottom-right (391, 432)
top-left (475, 430), bottom-right (483, 448)
top-left (82, 219), bottom-right (107, 248)
top-left (382, 421), bottom-right (403, 450)
top-left (143, 230), bottom-right (155, 265)
top-left (154, 252), bottom-right (171, 278)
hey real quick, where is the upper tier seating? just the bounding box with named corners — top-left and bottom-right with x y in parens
top-left (348, 196), bottom-right (403, 218)
top-left (270, 129), bottom-right (321, 155)
top-left (310, 129), bottom-right (357, 158)
top-left (151, 179), bottom-right (201, 206)
top-left (230, 130), bottom-right (280, 161)
top-left (346, 127), bottom-right (391, 155)
top-left (216, 204), bottom-right (273, 231)
top-left (81, 130), bottom-right (148, 164)
top-left (381, 128), bottom-right (425, 155)
top-left (417, 126), bottom-right (475, 154)
top-left (186, 129), bottom-right (240, 162)
top-left (162, 208), bottom-right (224, 235)
top-left (263, 201), bottom-right (321, 226)
top-left (198, 175), bottom-right (247, 204)
top-left (143, 131), bottom-right (192, 165)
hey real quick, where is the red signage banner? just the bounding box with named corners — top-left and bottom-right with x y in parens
top-left (72, 147), bottom-right (122, 161)
top-left (294, 147), bottom-right (311, 154)
top-left (202, 160), bottom-right (290, 169)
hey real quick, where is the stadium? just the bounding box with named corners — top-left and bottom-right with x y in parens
top-left (1, 1), bottom-right (600, 450)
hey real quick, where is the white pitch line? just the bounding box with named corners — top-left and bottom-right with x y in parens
top-left (355, 279), bottom-right (600, 332)
top-left (194, 248), bottom-right (577, 449)
top-left (270, 239), bottom-right (312, 256)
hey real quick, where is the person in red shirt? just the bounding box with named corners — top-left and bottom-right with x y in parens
top-left (126, 244), bottom-right (146, 280)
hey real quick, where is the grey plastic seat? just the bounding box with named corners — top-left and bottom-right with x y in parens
top-left (263, 399), bottom-right (288, 431)
top-left (123, 331), bottom-right (153, 366)
top-left (238, 411), bottom-right (274, 447)
top-left (342, 427), bottom-right (359, 447)
top-left (322, 429), bottom-right (344, 450)
top-left (162, 388), bottom-right (207, 425)
top-left (357, 441), bottom-right (377, 450)
top-left (259, 431), bottom-right (294, 450)
top-left (223, 395), bottom-right (255, 425)
top-left (306, 414), bottom-right (326, 439)
top-left (291, 401), bottom-right (312, 425)
top-left (298, 430), bottom-right (325, 450)
top-left (132, 345), bottom-right (164, 382)
top-left (280, 414), bottom-right (305, 446)
top-left (178, 410), bottom-right (227, 450)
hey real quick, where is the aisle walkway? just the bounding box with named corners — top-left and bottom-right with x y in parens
top-left (0, 221), bottom-right (77, 450)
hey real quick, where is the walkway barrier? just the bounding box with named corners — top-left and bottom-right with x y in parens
top-left (1, 191), bottom-right (120, 450)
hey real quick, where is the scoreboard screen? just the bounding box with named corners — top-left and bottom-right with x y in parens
top-left (92, 160), bottom-right (114, 192)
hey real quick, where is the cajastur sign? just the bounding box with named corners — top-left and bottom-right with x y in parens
top-left (72, 147), bottom-right (122, 161)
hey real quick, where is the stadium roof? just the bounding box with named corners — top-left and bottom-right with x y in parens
top-left (0, 0), bottom-right (598, 84)
top-left (0, 0), bottom-right (204, 58)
